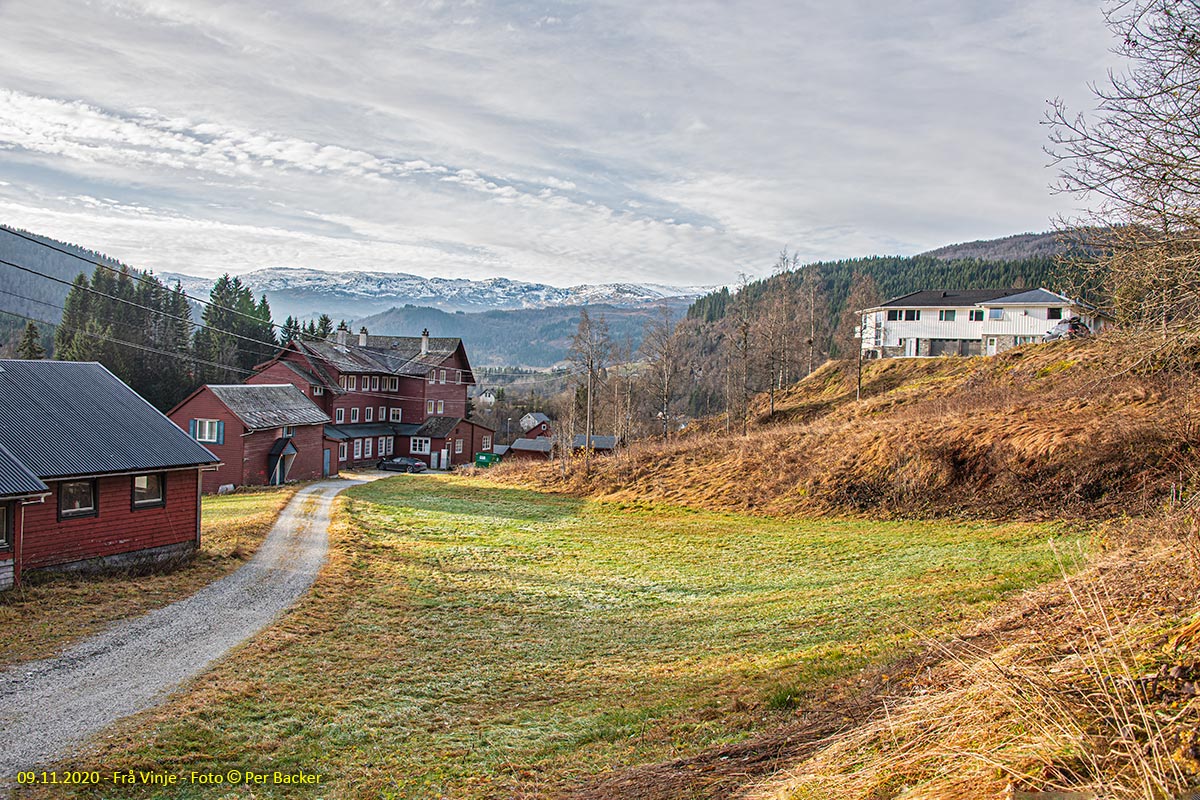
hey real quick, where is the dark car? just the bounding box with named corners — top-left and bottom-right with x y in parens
top-left (1043, 317), bottom-right (1092, 342)
top-left (377, 456), bottom-right (428, 473)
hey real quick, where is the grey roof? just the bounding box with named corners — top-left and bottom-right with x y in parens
top-left (208, 384), bottom-right (330, 430)
top-left (294, 335), bottom-right (474, 383)
top-left (325, 423), bottom-right (412, 440)
top-left (415, 416), bottom-right (462, 440)
top-left (521, 412), bottom-right (551, 431)
top-left (0, 440), bottom-right (48, 499)
top-left (983, 288), bottom-right (1072, 306)
top-left (877, 289), bottom-right (1022, 309)
top-left (573, 435), bottom-right (618, 450)
top-left (510, 437), bottom-right (553, 453)
top-left (493, 444), bottom-right (510, 456)
top-left (0, 360), bottom-right (219, 480)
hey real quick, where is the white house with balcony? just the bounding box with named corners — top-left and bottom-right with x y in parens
top-left (859, 288), bottom-right (1105, 359)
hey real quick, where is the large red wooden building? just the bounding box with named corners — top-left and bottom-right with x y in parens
top-left (168, 384), bottom-right (332, 494)
top-left (0, 360), bottom-right (219, 589)
top-left (246, 328), bottom-right (493, 471)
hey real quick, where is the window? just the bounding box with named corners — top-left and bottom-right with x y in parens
top-left (428, 372), bottom-right (435, 384)
top-left (426, 400), bottom-right (435, 414)
top-left (335, 408), bottom-right (345, 424)
top-left (282, 425), bottom-right (295, 437)
top-left (348, 375), bottom-right (357, 391)
top-left (371, 376), bottom-right (380, 391)
top-left (339, 442), bottom-right (348, 461)
top-left (886, 309), bottom-right (900, 321)
top-left (312, 385), bottom-right (324, 396)
top-left (455, 370), bottom-right (462, 384)
top-left (351, 407), bottom-right (360, 423)
top-left (339, 376), bottom-right (347, 389)
top-left (364, 438), bottom-right (373, 458)
top-left (969, 309), bottom-right (984, 322)
top-left (938, 309), bottom-right (956, 322)
top-left (132, 473), bottom-right (166, 508)
top-left (482, 435), bottom-right (491, 450)
top-left (386, 436), bottom-right (394, 455)
top-left (353, 439), bottom-right (362, 459)
top-left (1047, 307), bottom-right (1063, 320)
top-left (390, 408), bottom-right (402, 422)
top-left (195, 419), bottom-right (220, 443)
top-left (455, 438), bottom-right (463, 454)
top-left (903, 309), bottom-right (920, 321)
top-left (365, 407), bottom-right (373, 422)
top-left (411, 437), bottom-right (431, 455)
top-left (59, 480), bottom-right (97, 519)
top-left (378, 436), bottom-right (386, 456)
top-left (389, 377), bottom-right (399, 392)
top-left (439, 369), bottom-right (447, 384)
top-left (437, 400), bottom-right (444, 414)
top-left (0, 503), bottom-right (11, 549)
top-left (988, 308), bottom-right (1004, 320)
top-left (378, 406), bottom-right (386, 421)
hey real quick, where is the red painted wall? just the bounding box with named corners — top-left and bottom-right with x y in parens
top-left (168, 390), bottom-right (247, 493)
top-left (241, 423), bottom-right (328, 485)
top-left (21, 470), bottom-right (199, 571)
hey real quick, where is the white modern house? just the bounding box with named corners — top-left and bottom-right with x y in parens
top-left (859, 288), bottom-right (1106, 359)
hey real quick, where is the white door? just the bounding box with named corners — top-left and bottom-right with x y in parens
top-left (429, 451), bottom-right (439, 469)
top-left (904, 338), bottom-right (917, 357)
top-left (986, 337), bottom-right (998, 356)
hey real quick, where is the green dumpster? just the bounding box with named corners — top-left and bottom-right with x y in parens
top-left (475, 452), bottom-right (503, 468)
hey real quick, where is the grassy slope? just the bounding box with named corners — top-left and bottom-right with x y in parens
top-left (28, 476), bottom-right (1073, 800)
top-left (490, 337), bottom-right (1198, 520)
top-left (0, 484), bottom-right (298, 668)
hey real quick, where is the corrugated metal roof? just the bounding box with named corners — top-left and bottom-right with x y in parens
top-left (415, 416), bottom-right (463, 439)
top-left (0, 440), bottom-right (48, 498)
top-left (295, 336), bottom-right (474, 383)
top-left (0, 360), bottom-right (219, 479)
top-left (208, 384), bottom-right (330, 429)
top-left (510, 437), bottom-right (553, 453)
top-left (573, 435), bottom-right (617, 450)
top-left (325, 422), bottom-right (418, 439)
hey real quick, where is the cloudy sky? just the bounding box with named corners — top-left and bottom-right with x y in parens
top-left (0, 0), bottom-right (1117, 286)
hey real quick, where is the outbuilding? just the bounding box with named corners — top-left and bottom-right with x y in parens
top-left (0, 360), bottom-right (220, 589)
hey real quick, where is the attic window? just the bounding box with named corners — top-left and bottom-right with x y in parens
top-left (389, 377), bottom-right (399, 391)
top-left (439, 369), bottom-right (447, 384)
top-left (988, 308), bottom-right (1004, 320)
top-left (312, 385), bottom-right (324, 396)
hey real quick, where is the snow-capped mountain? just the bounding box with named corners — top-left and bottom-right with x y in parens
top-left (159, 267), bottom-right (712, 320)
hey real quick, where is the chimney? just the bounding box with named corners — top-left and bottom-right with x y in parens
top-left (359, 327), bottom-right (369, 347)
top-left (336, 327), bottom-right (347, 347)
top-left (420, 328), bottom-right (430, 356)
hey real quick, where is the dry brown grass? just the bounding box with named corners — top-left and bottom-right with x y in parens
top-left (489, 336), bottom-right (1200, 521)
top-left (0, 483), bottom-right (300, 668)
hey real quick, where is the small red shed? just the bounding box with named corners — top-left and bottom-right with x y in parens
top-left (0, 360), bottom-right (220, 589)
top-left (169, 384), bottom-right (332, 493)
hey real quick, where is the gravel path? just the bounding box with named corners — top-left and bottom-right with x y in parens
top-left (0, 478), bottom-right (361, 786)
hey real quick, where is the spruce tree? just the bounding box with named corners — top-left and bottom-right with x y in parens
top-left (16, 321), bottom-right (45, 359)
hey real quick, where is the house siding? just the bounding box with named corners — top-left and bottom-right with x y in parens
top-left (168, 392), bottom-right (248, 493)
top-left (21, 470), bottom-right (199, 572)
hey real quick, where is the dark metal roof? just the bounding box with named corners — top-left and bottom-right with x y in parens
top-left (208, 384), bottom-right (330, 429)
top-left (325, 423), bottom-right (416, 439)
top-left (493, 444), bottom-right (510, 456)
top-left (415, 416), bottom-right (463, 440)
top-left (0, 360), bottom-right (219, 479)
top-left (295, 335), bottom-right (474, 383)
top-left (877, 289), bottom-right (1022, 308)
top-left (573, 435), bottom-right (618, 450)
top-left (983, 288), bottom-right (1071, 306)
top-left (0, 440), bottom-right (48, 499)
top-left (510, 437), bottom-right (553, 453)
top-left (268, 437), bottom-right (298, 457)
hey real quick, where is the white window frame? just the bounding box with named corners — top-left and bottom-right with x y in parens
top-left (455, 438), bottom-right (463, 454)
top-left (195, 419), bottom-right (220, 443)
top-left (348, 375), bottom-right (357, 391)
top-left (389, 377), bottom-right (399, 391)
top-left (335, 408), bottom-right (345, 424)
top-left (378, 436), bottom-right (387, 456)
top-left (365, 407), bottom-right (373, 423)
top-left (390, 408), bottom-right (402, 422)
top-left (131, 473), bottom-right (166, 508)
top-left (339, 442), bottom-right (348, 461)
top-left (364, 438), bottom-right (373, 458)
top-left (312, 384), bottom-right (324, 396)
top-left (351, 407), bottom-right (360, 423)
top-left (353, 439), bottom-right (362, 459)
top-left (437, 400), bottom-right (444, 414)
top-left (378, 405), bottom-right (386, 421)
top-left (339, 375), bottom-right (347, 389)
top-left (426, 400), bottom-right (435, 414)
top-left (386, 436), bottom-right (394, 455)
top-left (439, 369), bottom-right (447, 384)
top-left (282, 425), bottom-right (295, 437)
top-left (482, 435), bottom-right (491, 450)
top-left (411, 437), bottom-right (431, 455)
top-left (371, 376), bottom-right (380, 391)
top-left (987, 308), bottom-right (1004, 320)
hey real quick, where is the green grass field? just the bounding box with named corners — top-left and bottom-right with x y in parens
top-left (32, 476), bottom-right (1078, 799)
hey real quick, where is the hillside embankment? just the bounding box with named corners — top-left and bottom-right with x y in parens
top-left (491, 336), bottom-right (1200, 520)
top-left (487, 334), bottom-right (1200, 798)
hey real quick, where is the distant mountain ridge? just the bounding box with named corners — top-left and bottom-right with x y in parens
top-left (918, 231), bottom-right (1065, 262)
top-left (159, 266), bottom-right (714, 321)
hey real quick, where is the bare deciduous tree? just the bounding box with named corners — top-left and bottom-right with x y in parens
top-left (641, 304), bottom-right (683, 440)
top-left (567, 308), bottom-right (612, 472)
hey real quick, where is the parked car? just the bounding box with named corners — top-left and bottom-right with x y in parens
top-left (1044, 317), bottom-right (1091, 342)
top-left (377, 456), bottom-right (428, 473)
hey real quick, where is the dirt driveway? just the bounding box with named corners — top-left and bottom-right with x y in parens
top-left (0, 478), bottom-right (362, 787)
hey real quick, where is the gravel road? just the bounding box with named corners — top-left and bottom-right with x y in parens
top-left (0, 478), bottom-right (360, 787)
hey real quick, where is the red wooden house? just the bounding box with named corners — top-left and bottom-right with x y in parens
top-left (246, 328), bottom-right (493, 470)
top-left (169, 384), bottom-right (332, 493)
top-left (0, 360), bottom-right (219, 589)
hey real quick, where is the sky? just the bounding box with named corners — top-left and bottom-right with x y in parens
top-left (0, 0), bottom-right (1119, 286)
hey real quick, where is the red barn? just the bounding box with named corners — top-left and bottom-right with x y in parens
top-left (246, 327), bottom-right (493, 470)
top-left (169, 384), bottom-right (332, 494)
top-left (0, 360), bottom-right (219, 589)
